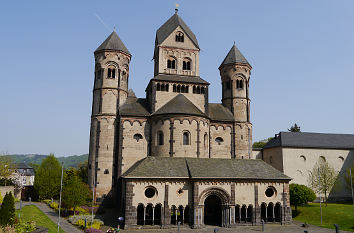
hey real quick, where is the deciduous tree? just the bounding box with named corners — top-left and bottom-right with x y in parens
top-left (34, 154), bottom-right (62, 200)
top-left (62, 175), bottom-right (91, 215)
top-left (289, 184), bottom-right (316, 212)
top-left (0, 155), bottom-right (12, 186)
top-left (308, 159), bottom-right (338, 206)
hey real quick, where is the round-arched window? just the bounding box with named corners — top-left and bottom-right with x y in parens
top-left (144, 187), bottom-right (157, 199)
top-left (319, 156), bottom-right (326, 162)
top-left (133, 133), bottom-right (143, 142)
top-left (265, 187), bottom-right (276, 198)
top-left (338, 156), bottom-right (344, 162)
top-left (300, 155), bottom-right (306, 162)
top-left (215, 137), bottom-right (224, 145)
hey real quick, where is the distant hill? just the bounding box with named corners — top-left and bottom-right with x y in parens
top-left (5, 154), bottom-right (88, 168)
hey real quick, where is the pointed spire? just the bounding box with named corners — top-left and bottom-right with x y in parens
top-left (220, 43), bottom-right (249, 67)
top-left (95, 31), bottom-right (130, 55)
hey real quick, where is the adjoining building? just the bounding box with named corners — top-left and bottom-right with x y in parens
top-left (262, 131), bottom-right (354, 201)
top-left (87, 9), bottom-right (292, 228)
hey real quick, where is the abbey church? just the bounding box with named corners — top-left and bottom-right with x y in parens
top-left (88, 10), bottom-right (292, 228)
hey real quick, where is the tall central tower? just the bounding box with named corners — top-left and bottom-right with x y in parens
top-left (219, 44), bottom-right (252, 159)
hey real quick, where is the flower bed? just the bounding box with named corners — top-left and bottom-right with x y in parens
top-left (68, 215), bottom-right (104, 230)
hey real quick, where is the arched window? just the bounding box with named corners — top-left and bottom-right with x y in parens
top-left (236, 79), bottom-right (243, 89)
top-left (300, 155), bottom-right (306, 162)
top-left (156, 83), bottom-right (161, 91)
top-left (193, 86), bottom-right (196, 94)
top-left (183, 131), bottom-right (190, 145)
top-left (165, 84), bottom-right (169, 92)
top-left (177, 85), bottom-right (181, 93)
top-left (183, 59), bottom-right (191, 70)
top-left (175, 31), bottom-right (184, 42)
top-left (107, 66), bottom-right (116, 78)
top-left (196, 86), bottom-right (200, 94)
top-left (319, 156), bottom-right (326, 162)
top-left (185, 86), bottom-right (189, 93)
top-left (201, 87), bottom-right (205, 94)
top-left (133, 134), bottom-right (143, 142)
top-left (158, 131), bottom-right (164, 145)
top-left (173, 84), bottom-right (177, 92)
top-left (181, 85), bottom-right (185, 93)
top-left (161, 84), bottom-right (165, 91)
top-left (338, 156), bottom-right (344, 162)
top-left (204, 133), bottom-right (208, 148)
top-left (215, 137), bottom-right (224, 145)
top-left (167, 58), bottom-right (176, 69)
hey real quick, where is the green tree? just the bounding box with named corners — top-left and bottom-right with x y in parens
top-left (308, 159), bottom-right (338, 206)
top-left (34, 154), bottom-right (63, 200)
top-left (288, 123), bottom-right (301, 132)
top-left (0, 191), bottom-right (2, 204)
top-left (77, 161), bottom-right (88, 184)
top-left (0, 155), bottom-right (13, 186)
top-left (290, 184), bottom-right (316, 213)
top-left (0, 192), bottom-right (15, 226)
top-left (252, 137), bottom-right (274, 148)
top-left (62, 175), bottom-right (91, 215)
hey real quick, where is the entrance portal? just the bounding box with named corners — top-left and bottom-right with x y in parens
top-left (204, 195), bottom-right (222, 226)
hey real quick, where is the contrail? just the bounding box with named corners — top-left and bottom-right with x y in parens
top-left (94, 13), bottom-right (112, 32)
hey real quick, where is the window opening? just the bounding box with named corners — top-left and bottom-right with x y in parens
top-left (158, 131), bottom-right (164, 145)
top-left (183, 131), bottom-right (190, 145)
top-left (215, 137), bottom-right (224, 145)
top-left (175, 32), bottom-right (184, 42)
top-left (133, 134), bottom-right (143, 142)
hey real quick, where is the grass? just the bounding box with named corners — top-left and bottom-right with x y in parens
top-left (293, 203), bottom-right (354, 232)
top-left (16, 205), bottom-right (65, 233)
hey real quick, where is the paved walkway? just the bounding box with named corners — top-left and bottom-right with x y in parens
top-left (16, 201), bottom-right (82, 233)
top-left (120, 222), bottom-right (352, 233)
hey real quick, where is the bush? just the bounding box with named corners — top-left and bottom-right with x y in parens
top-left (42, 199), bottom-right (52, 205)
top-left (0, 192), bottom-right (15, 226)
top-left (14, 221), bottom-right (36, 233)
top-left (0, 192), bottom-right (2, 204)
top-left (68, 215), bottom-right (104, 230)
top-left (290, 184), bottom-right (316, 212)
top-left (50, 202), bottom-right (59, 211)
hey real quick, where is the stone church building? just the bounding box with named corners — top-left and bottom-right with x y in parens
top-left (88, 10), bottom-right (292, 228)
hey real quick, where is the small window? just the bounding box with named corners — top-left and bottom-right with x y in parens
top-left (158, 131), bottom-right (164, 145)
top-left (175, 32), bottom-right (184, 42)
top-left (236, 79), bottom-right (243, 89)
top-left (167, 58), bottom-right (176, 69)
top-left (107, 67), bottom-right (116, 78)
top-left (173, 85), bottom-right (177, 92)
top-left (215, 137), bottom-right (224, 145)
top-left (183, 60), bottom-right (191, 70)
top-left (300, 155), bottom-right (306, 162)
top-left (338, 156), bottom-right (344, 162)
top-left (265, 187), bottom-right (276, 198)
top-left (104, 169), bottom-right (109, 174)
top-left (133, 134), bottom-right (143, 142)
top-left (319, 156), bottom-right (326, 162)
top-left (183, 131), bottom-right (190, 145)
top-left (144, 187), bottom-right (157, 198)
top-left (157, 83), bottom-right (161, 91)
top-left (204, 133), bottom-right (208, 147)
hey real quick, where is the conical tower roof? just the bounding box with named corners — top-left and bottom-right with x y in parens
top-left (95, 31), bottom-right (130, 55)
top-left (155, 12), bottom-right (199, 49)
top-left (220, 44), bottom-right (249, 67)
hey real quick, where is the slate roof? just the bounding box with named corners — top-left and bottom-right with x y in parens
top-left (156, 12), bottom-right (199, 49)
top-left (12, 162), bottom-right (33, 169)
top-left (152, 74), bottom-right (209, 85)
top-left (95, 31), bottom-right (130, 55)
top-left (119, 96), bottom-right (150, 116)
top-left (220, 44), bottom-right (249, 67)
top-left (152, 94), bottom-right (206, 117)
top-left (122, 157), bottom-right (290, 180)
top-left (263, 132), bottom-right (354, 150)
top-left (208, 104), bottom-right (234, 122)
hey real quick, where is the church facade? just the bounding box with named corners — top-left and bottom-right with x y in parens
top-left (88, 10), bottom-right (292, 228)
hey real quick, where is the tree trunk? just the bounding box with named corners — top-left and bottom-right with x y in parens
top-left (325, 190), bottom-right (327, 207)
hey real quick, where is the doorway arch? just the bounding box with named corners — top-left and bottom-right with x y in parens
top-left (204, 195), bottom-right (222, 226)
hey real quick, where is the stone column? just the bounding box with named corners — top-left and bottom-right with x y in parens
top-left (152, 207), bottom-right (155, 225)
top-left (124, 182), bottom-right (136, 229)
top-left (254, 184), bottom-right (259, 225)
top-left (143, 207), bottom-right (146, 225)
top-left (272, 205), bottom-right (275, 222)
top-left (192, 182), bottom-right (200, 228)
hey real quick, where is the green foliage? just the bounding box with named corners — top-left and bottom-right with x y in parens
top-left (14, 221), bottom-right (36, 233)
top-left (252, 137), bottom-right (274, 148)
top-left (42, 199), bottom-right (52, 205)
top-left (78, 161), bottom-right (88, 184)
top-left (288, 123), bottom-right (301, 132)
top-left (308, 159), bottom-right (338, 205)
top-left (68, 215), bottom-right (103, 230)
top-left (34, 154), bottom-right (63, 200)
top-left (0, 155), bottom-right (13, 186)
top-left (62, 175), bottom-right (91, 213)
top-left (290, 184), bottom-right (316, 211)
top-left (50, 202), bottom-right (59, 211)
top-left (0, 191), bottom-right (2, 204)
top-left (0, 192), bottom-right (15, 226)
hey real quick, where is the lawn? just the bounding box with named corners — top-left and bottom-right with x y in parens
top-left (293, 203), bottom-right (354, 232)
top-left (16, 205), bottom-right (65, 233)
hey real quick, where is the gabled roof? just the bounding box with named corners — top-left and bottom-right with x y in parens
top-left (152, 94), bottom-right (206, 117)
top-left (220, 44), bottom-right (249, 67)
top-left (95, 31), bottom-right (130, 55)
top-left (122, 157), bottom-right (290, 180)
top-left (152, 74), bottom-right (209, 85)
top-left (156, 12), bottom-right (199, 49)
top-left (11, 162), bottom-right (33, 169)
top-left (119, 95), bottom-right (150, 117)
top-left (208, 103), bottom-right (234, 122)
top-left (263, 132), bottom-right (354, 150)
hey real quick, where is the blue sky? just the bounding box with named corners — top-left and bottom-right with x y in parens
top-left (1, 0), bottom-right (354, 157)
